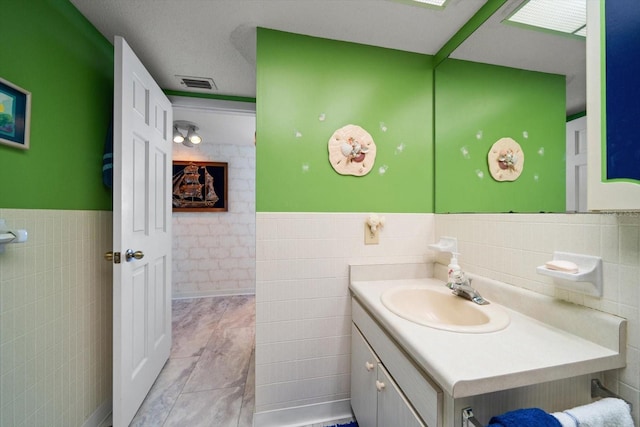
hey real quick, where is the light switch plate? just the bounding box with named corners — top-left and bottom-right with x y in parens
top-left (364, 224), bottom-right (379, 245)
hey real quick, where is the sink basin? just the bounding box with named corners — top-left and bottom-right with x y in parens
top-left (381, 285), bottom-right (510, 333)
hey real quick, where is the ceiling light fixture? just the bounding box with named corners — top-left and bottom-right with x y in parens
top-left (505, 0), bottom-right (586, 38)
top-left (172, 126), bottom-right (185, 144)
top-left (186, 126), bottom-right (202, 145)
top-left (173, 120), bottom-right (202, 147)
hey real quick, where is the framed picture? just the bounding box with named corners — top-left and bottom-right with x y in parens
top-left (0, 77), bottom-right (31, 150)
top-left (172, 161), bottom-right (228, 212)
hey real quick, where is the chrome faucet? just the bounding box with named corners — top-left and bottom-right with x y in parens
top-left (446, 271), bottom-right (489, 305)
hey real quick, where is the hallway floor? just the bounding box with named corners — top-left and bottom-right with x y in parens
top-left (131, 295), bottom-right (256, 427)
top-left (124, 294), bottom-right (356, 427)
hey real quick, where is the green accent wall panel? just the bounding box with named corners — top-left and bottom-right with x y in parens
top-left (0, 0), bottom-right (113, 210)
top-left (256, 29), bottom-right (434, 213)
top-left (435, 59), bottom-right (566, 213)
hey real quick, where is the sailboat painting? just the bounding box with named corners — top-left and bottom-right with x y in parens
top-left (172, 161), bottom-right (228, 212)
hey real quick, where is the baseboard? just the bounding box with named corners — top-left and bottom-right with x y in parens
top-left (253, 399), bottom-right (353, 427)
top-left (172, 288), bottom-right (255, 299)
top-left (81, 398), bottom-right (112, 427)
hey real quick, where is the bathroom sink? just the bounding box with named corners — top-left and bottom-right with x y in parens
top-left (380, 285), bottom-right (510, 333)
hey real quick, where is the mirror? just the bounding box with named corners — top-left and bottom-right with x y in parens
top-left (450, 0), bottom-right (586, 117)
top-left (435, 0), bottom-right (586, 213)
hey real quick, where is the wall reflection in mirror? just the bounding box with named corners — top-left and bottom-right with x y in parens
top-left (434, 0), bottom-right (586, 214)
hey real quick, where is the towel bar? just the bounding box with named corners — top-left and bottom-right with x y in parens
top-left (591, 379), bottom-right (632, 409)
top-left (462, 379), bottom-right (631, 426)
top-left (462, 407), bottom-right (483, 427)
top-left (0, 219), bottom-right (28, 253)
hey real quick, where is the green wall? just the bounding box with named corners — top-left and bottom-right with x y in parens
top-left (0, 0), bottom-right (113, 210)
top-left (256, 29), bottom-right (566, 214)
top-left (256, 29), bottom-right (434, 213)
top-left (1, 7), bottom-right (566, 214)
top-left (434, 59), bottom-right (566, 213)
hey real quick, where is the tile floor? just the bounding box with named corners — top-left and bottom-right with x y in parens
top-left (112, 294), bottom-right (355, 427)
top-left (130, 295), bottom-right (256, 427)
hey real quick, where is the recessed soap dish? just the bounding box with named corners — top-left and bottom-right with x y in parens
top-left (536, 251), bottom-right (603, 297)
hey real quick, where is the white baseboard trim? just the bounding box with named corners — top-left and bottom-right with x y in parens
top-left (81, 398), bottom-right (112, 427)
top-left (172, 288), bottom-right (255, 299)
top-left (253, 399), bottom-right (353, 427)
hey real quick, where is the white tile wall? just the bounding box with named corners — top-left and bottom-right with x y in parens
top-left (0, 209), bottom-right (112, 427)
top-left (256, 211), bottom-right (640, 425)
top-left (255, 212), bottom-right (434, 414)
top-left (172, 143), bottom-right (256, 298)
top-left (2, 208), bottom-right (636, 424)
top-left (435, 213), bottom-right (640, 421)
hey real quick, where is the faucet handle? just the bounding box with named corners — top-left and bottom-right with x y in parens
top-left (449, 269), bottom-right (466, 284)
top-left (472, 295), bottom-right (489, 305)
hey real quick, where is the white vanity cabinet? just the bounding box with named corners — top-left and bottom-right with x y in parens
top-left (351, 299), bottom-right (442, 427)
top-left (351, 324), bottom-right (426, 427)
top-left (376, 364), bottom-right (426, 427)
top-left (349, 265), bottom-right (627, 426)
top-left (351, 324), bottom-right (379, 427)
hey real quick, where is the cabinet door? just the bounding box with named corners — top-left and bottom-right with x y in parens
top-left (377, 364), bottom-right (426, 427)
top-left (351, 324), bottom-right (378, 427)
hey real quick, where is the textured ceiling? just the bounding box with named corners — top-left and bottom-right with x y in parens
top-left (450, 0), bottom-right (586, 116)
top-left (68, 0), bottom-right (486, 97)
top-left (70, 0), bottom-right (585, 115)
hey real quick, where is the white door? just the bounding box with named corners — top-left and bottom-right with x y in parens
top-left (566, 116), bottom-right (587, 212)
top-left (112, 36), bottom-right (173, 427)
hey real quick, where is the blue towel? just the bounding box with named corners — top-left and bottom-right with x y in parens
top-left (102, 115), bottom-right (113, 189)
top-left (327, 422), bottom-right (357, 427)
top-left (488, 408), bottom-right (561, 427)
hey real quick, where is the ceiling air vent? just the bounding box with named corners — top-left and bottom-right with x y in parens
top-left (175, 75), bottom-right (218, 91)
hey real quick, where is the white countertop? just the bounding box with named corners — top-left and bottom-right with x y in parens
top-left (350, 276), bottom-right (626, 398)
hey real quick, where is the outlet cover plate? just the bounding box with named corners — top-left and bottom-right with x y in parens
top-left (364, 224), bottom-right (379, 245)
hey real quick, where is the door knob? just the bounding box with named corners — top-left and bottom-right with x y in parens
top-left (365, 361), bottom-right (375, 372)
top-left (125, 249), bottom-right (144, 262)
top-left (376, 380), bottom-right (386, 391)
